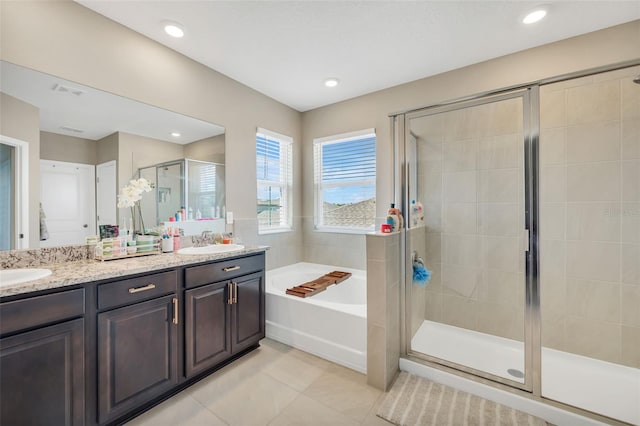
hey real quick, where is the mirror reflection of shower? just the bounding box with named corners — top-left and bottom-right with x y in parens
top-left (138, 158), bottom-right (226, 236)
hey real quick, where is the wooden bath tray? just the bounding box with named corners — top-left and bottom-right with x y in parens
top-left (285, 271), bottom-right (352, 298)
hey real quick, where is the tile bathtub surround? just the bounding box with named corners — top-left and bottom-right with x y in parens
top-left (539, 65), bottom-right (640, 368)
top-left (366, 232), bottom-right (401, 391)
top-left (125, 338), bottom-right (389, 426)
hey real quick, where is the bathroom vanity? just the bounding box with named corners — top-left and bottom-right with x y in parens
top-left (0, 248), bottom-right (266, 426)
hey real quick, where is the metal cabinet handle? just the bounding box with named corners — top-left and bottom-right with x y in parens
top-left (223, 265), bottom-right (240, 272)
top-left (172, 297), bottom-right (179, 325)
top-left (227, 282), bottom-right (233, 305)
top-left (128, 284), bottom-right (156, 294)
top-left (232, 282), bottom-right (238, 304)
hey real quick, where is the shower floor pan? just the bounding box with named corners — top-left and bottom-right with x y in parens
top-left (411, 320), bottom-right (639, 424)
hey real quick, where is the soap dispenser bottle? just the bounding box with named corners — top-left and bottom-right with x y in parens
top-left (386, 203), bottom-right (400, 232)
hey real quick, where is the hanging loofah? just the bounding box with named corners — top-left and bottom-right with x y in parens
top-left (412, 256), bottom-right (431, 287)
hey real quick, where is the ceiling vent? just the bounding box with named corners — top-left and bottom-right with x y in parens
top-left (60, 125), bottom-right (84, 133)
top-left (52, 83), bottom-right (86, 96)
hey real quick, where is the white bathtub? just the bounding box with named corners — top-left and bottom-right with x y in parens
top-left (408, 320), bottom-right (640, 425)
top-left (265, 262), bottom-right (367, 373)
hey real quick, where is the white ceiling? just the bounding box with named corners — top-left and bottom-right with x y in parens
top-left (0, 61), bottom-right (225, 143)
top-left (77, 1), bottom-right (640, 112)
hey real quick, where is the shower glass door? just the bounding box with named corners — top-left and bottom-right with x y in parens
top-left (405, 90), bottom-right (533, 390)
top-left (539, 66), bottom-right (640, 424)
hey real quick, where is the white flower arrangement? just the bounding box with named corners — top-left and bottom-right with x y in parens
top-left (117, 178), bottom-right (153, 208)
top-left (117, 178), bottom-right (153, 234)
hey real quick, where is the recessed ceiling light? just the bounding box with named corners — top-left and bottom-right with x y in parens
top-left (522, 8), bottom-right (547, 24)
top-left (324, 78), bottom-right (339, 88)
top-left (164, 22), bottom-right (184, 38)
top-left (171, 132), bottom-right (181, 137)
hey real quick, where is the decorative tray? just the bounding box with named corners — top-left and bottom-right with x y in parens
top-left (94, 240), bottom-right (161, 261)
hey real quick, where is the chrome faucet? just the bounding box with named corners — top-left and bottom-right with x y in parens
top-left (192, 230), bottom-right (215, 247)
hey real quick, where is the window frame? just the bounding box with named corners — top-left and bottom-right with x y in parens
top-left (313, 128), bottom-right (376, 234)
top-left (256, 127), bottom-right (293, 234)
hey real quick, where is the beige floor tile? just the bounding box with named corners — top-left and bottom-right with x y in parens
top-left (325, 362), bottom-right (370, 386)
top-left (124, 392), bottom-right (227, 426)
top-left (268, 394), bottom-right (359, 426)
top-left (361, 394), bottom-right (394, 426)
top-left (361, 411), bottom-right (394, 426)
top-left (191, 371), bottom-right (299, 425)
top-left (263, 350), bottom-right (328, 391)
top-left (303, 369), bottom-right (382, 422)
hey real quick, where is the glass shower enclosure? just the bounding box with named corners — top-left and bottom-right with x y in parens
top-left (401, 90), bottom-right (535, 391)
top-left (138, 158), bottom-right (226, 232)
top-left (395, 64), bottom-right (640, 424)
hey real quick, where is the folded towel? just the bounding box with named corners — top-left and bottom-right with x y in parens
top-left (39, 202), bottom-right (49, 241)
top-left (413, 257), bottom-right (431, 287)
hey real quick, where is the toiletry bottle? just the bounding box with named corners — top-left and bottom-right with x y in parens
top-left (181, 206), bottom-right (186, 220)
top-left (173, 228), bottom-right (180, 251)
top-left (188, 207), bottom-right (193, 220)
top-left (196, 209), bottom-right (202, 220)
top-left (389, 203), bottom-right (404, 229)
top-left (387, 203), bottom-right (400, 231)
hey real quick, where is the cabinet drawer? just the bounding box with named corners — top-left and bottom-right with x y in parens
top-left (185, 253), bottom-right (264, 288)
top-left (0, 288), bottom-right (85, 336)
top-left (98, 270), bottom-right (177, 310)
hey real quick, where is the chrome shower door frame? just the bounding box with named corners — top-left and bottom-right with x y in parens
top-left (397, 87), bottom-right (540, 394)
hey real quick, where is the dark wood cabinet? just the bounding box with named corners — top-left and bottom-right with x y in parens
top-left (232, 272), bottom-right (265, 354)
top-left (97, 294), bottom-right (178, 424)
top-left (185, 256), bottom-right (265, 379)
top-left (0, 318), bottom-right (85, 426)
top-left (0, 289), bottom-right (85, 426)
top-left (0, 251), bottom-right (265, 426)
top-left (185, 282), bottom-right (232, 377)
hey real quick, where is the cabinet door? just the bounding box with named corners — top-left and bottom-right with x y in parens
top-left (98, 295), bottom-right (177, 424)
top-left (0, 318), bottom-right (85, 426)
top-left (232, 272), bottom-right (265, 354)
top-left (184, 282), bottom-right (232, 378)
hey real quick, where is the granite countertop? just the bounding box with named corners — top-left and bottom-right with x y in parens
top-left (0, 246), bottom-right (268, 298)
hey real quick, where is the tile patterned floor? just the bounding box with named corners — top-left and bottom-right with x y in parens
top-left (125, 339), bottom-right (393, 426)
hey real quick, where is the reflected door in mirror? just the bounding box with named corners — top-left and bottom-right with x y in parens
top-left (40, 160), bottom-right (96, 247)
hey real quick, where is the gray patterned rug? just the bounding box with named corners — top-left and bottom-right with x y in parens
top-left (377, 372), bottom-right (547, 426)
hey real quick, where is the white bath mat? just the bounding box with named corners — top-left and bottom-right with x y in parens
top-left (377, 372), bottom-right (548, 426)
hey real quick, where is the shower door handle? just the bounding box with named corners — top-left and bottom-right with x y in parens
top-left (524, 229), bottom-right (530, 252)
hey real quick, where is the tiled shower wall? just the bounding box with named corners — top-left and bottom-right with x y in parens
top-left (415, 97), bottom-right (526, 342)
top-left (539, 66), bottom-right (640, 368)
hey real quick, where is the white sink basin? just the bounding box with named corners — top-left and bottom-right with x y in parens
top-left (177, 244), bottom-right (245, 255)
top-left (0, 268), bottom-right (52, 287)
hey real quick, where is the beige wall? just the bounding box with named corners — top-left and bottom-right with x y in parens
top-left (96, 132), bottom-right (119, 167)
top-left (0, 92), bottom-right (40, 248)
top-left (0, 0), bottom-right (302, 267)
top-left (184, 134), bottom-right (225, 164)
top-left (40, 131), bottom-right (96, 165)
top-left (301, 20), bottom-right (640, 268)
top-left (118, 132), bottom-right (184, 186)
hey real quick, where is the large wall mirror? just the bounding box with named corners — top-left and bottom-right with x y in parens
top-left (0, 60), bottom-right (225, 250)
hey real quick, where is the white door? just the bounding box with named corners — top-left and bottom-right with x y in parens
top-left (96, 160), bottom-right (117, 228)
top-left (40, 160), bottom-right (96, 247)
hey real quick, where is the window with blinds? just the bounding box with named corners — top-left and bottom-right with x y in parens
top-left (256, 128), bottom-right (293, 233)
top-left (313, 129), bottom-right (376, 232)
